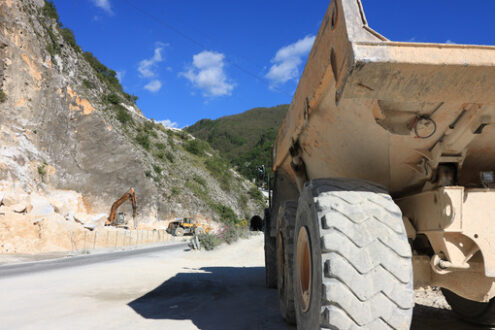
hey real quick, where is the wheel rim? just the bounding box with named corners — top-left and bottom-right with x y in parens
top-left (277, 232), bottom-right (285, 289)
top-left (296, 226), bottom-right (312, 313)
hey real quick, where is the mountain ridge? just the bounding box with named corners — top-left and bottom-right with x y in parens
top-left (185, 104), bottom-right (289, 181)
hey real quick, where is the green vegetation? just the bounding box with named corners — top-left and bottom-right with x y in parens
top-left (165, 151), bottom-right (175, 163)
top-left (41, 0), bottom-right (59, 21)
top-left (82, 80), bottom-right (95, 90)
top-left (186, 179), bottom-right (207, 200)
top-left (154, 149), bottom-right (174, 163)
top-left (210, 203), bottom-right (239, 224)
top-left (0, 90), bottom-right (7, 103)
top-left (143, 120), bottom-right (155, 132)
top-left (37, 165), bottom-right (46, 177)
top-left (41, 1), bottom-right (61, 56)
top-left (153, 151), bottom-right (165, 161)
top-left (168, 135), bottom-right (176, 150)
top-left (185, 175), bottom-right (207, 200)
top-left (40, 0), bottom-right (137, 106)
top-left (45, 29), bottom-right (59, 57)
top-left (106, 93), bottom-right (120, 104)
top-left (41, 2), bottom-right (80, 53)
top-left (197, 233), bottom-right (222, 251)
top-left (116, 105), bottom-right (133, 125)
top-left (37, 162), bottom-right (48, 183)
top-left (248, 186), bottom-right (264, 204)
top-left (239, 194), bottom-right (248, 214)
top-left (137, 121), bottom-right (158, 137)
top-left (219, 224), bottom-right (249, 244)
top-left (152, 164), bottom-right (162, 175)
top-left (185, 105), bottom-right (288, 183)
top-left (171, 186), bottom-right (180, 196)
top-left (198, 223), bottom-right (250, 251)
top-left (135, 132), bottom-right (151, 151)
top-left (184, 139), bottom-right (210, 156)
top-left (60, 27), bottom-right (80, 53)
top-left (83, 52), bottom-right (124, 94)
top-left (193, 175), bottom-right (207, 187)
top-left (155, 142), bottom-right (166, 150)
top-left (205, 156), bottom-right (233, 191)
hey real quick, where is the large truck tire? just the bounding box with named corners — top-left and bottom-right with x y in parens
top-left (174, 227), bottom-right (184, 237)
top-left (293, 179), bottom-right (414, 329)
top-left (276, 201), bottom-right (297, 324)
top-left (264, 208), bottom-right (277, 288)
top-left (442, 289), bottom-right (495, 325)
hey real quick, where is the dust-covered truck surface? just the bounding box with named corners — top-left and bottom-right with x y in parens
top-left (265, 0), bottom-right (495, 329)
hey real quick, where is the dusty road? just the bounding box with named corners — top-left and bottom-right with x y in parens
top-left (0, 234), bottom-right (489, 329)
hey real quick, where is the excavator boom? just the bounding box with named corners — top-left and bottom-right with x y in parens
top-left (106, 188), bottom-right (137, 226)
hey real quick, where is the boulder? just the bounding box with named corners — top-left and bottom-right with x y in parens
top-left (46, 190), bottom-right (86, 215)
top-left (73, 213), bottom-right (89, 225)
top-left (2, 192), bottom-right (29, 207)
top-left (12, 203), bottom-right (27, 214)
top-left (84, 224), bottom-right (96, 231)
top-left (29, 194), bottom-right (55, 217)
top-left (91, 213), bottom-right (107, 226)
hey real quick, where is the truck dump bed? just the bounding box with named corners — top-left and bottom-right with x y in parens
top-left (274, 0), bottom-right (495, 196)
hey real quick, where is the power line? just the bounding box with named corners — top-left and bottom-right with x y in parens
top-left (122, 0), bottom-right (292, 97)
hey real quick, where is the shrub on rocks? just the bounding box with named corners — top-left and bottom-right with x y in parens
top-left (197, 233), bottom-right (222, 251)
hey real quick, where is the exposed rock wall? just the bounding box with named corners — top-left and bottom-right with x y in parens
top-left (0, 0), bottom-right (263, 221)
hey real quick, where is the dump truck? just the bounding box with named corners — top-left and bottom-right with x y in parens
top-left (265, 1), bottom-right (495, 329)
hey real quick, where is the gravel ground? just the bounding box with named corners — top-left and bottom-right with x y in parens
top-left (412, 287), bottom-right (493, 330)
top-left (0, 234), bottom-right (491, 329)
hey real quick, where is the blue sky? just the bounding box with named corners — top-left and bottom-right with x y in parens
top-left (51, 0), bottom-right (495, 128)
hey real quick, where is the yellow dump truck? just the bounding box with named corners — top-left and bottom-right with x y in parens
top-left (265, 1), bottom-right (495, 329)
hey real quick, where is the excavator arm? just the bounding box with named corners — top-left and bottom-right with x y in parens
top-left (106, 188), bottom-right (137, 226)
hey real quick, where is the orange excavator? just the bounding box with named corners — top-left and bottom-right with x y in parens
top-left (105, 187), bottom-right (137, 226)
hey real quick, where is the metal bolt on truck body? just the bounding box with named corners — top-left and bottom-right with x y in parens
top-left (266, 0), bottom-right (495, 329)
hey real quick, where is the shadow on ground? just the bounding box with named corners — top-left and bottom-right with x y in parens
top-left (129, 265), bottom-right (491, 330)
top-left (128, 266), bottom-right (294, 330)
top-left (411, 304), bottom-right (492, 330)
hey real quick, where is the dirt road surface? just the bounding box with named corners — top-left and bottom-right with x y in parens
top-left (0, 234), bottom-right (490, 329)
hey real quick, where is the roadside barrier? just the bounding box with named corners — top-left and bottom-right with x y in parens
top-left (69, 229), bottom-right (180, 253)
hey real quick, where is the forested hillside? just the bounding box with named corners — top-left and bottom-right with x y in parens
top-left (185, 105), bottom-right (288, 181)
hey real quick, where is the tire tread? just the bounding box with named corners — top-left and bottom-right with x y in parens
top-left (305, 179), bottom-right (413, 330)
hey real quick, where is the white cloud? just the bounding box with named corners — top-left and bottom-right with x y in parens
top-left (138, 44), bottom-right (166, 78)
top-left (144, 80), bottom-right (162, 93)
top-left (90, 0), bottom-right (113, 15)
top-left (265, 35), bottom-right (315, 87)
top-left (180, 51), bottom-right (234, 97)
top-left (157, 119), bottom-right (178, 128)
top-left (116, 70), bottom-right (125, 83)
top-left (445, 39), bottom-right (456, 44)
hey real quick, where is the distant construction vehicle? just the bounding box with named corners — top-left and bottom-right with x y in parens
top-left (166, 218), bottom-right (211, 237)
top-left (106, 188), bottom-right (137, 227)
top-left (265, 1), bottom-right (495, 329)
